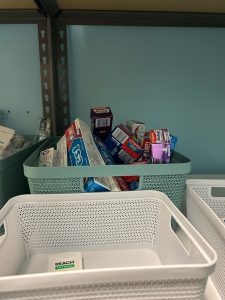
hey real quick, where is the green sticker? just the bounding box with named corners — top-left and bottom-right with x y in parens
top-left (55, 264), bottom-right (75, 270)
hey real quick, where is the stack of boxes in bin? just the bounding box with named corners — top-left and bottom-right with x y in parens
top-left (0, 125), bottom-right (32, 158)
top-left (38, 107), bottom-right (177, 192)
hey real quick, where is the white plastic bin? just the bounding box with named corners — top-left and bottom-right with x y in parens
top-left (186, 179), bottom-right (225, 299)
top-left (0, 190), bottom-right (216, 300)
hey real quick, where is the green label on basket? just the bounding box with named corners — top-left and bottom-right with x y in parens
top-left (55, 263), bottom-right (75, 270)
top-left (48, 252), bottom-right (82, 272)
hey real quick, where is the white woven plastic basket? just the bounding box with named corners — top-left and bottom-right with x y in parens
top-left (0, 190), bottom-right (216, 300)
top-left (186, 179), bottom-right (225, 299)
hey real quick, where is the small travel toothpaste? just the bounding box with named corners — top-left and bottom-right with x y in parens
top-left (48, 252), bottom-right (82, 272)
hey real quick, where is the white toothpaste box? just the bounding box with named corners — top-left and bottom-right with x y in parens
top-left (107, 176), bottom-right (121, 192)
top-left (56, 135), bottom-right (68, 166)
top-left (48, 252), bottom-right (83, 272)
top-left (126, 120), bottom-right (146, 139)
top-left (38, 147), bottom-right (57, 167)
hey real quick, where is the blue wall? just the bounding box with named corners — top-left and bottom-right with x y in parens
top-left (67, 25), bottom-right (225, 174)
top-left (0, 25), bottom-right (43, 135)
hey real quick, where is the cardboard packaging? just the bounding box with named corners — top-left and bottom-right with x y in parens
top-left (65, 118), bottom-right (113, 192)
top-left (126, 120), bottom-right (146, 139)
top-left (90, 107), bottom-right (113, 140)
top-left (104, 124), bottom-right (143, 164)
top-left (38, 147), bottom-right (57, 167)
top-left (56, 135), bottom-right (68, 166)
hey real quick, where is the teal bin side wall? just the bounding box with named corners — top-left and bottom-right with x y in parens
top-left (0, 25), bottom-right (43, 135)
top-left (67, 26), bottom-right (225, 174)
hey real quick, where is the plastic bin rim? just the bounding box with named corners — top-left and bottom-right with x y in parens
top-left (23, 137), bottom-right (191, 178)
top-left (0, 191), bottom-right (217, 293)
top-left (0, 190), bottom-right (217, 265)
top-left (0, 137), bottom-right (45, 172)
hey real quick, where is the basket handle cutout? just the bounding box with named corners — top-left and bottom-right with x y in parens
top-left (0, 224), bottom-right (6, 242)
top-left (211, 187), bottom-right (225, 198)
top-left (171, 217), bottom-right (193, 256)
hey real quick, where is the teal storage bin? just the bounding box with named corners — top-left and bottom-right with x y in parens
top-left (0, 138), bottom-right (45, 234)
top-left (0, 138), bottom-right (44, 210)
top-left (24, 138), bottom-right (191, 211)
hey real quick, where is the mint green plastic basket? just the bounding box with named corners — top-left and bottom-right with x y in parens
top-left (24, 137), bottom-right (191, 210)
top-left (0, 138), bottom-right (45, 234)
top-left (0, 138), bottom-right (44, 210)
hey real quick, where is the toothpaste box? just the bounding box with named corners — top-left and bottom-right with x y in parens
top-left (150, 142), bottom-right (171, 164)
top-left (107, 176), bottom-right (121, 192)
top-left (84, 176), bottom-right (120, 192)
top-left (170, 135), bottom-right (177, 152)
top-left (129, 180), bottom-right (140, 191)
top-left (65, 118), bottom-right (110, 191)
top-left (38, 147), bottom-right (57, 167)
top-left (162, 142), bottom-right (171, 163)
top-left (65, 120), bottom-right (89, 166)
top-left (126, 120), bottom-right (146, 139)
top-left (150, 129), bottom-right (170, 143)
top-left (84, 177), bottom-right (110, 192)
top-left (90, 107), bottom-right (113, 140)
top-left (55, 135), bottom-right (68, 166)
top-left (94, 135), bottom-right (115, 165)
top-left (114, 176), bottom-right (130, 191)
top-left (122, 161), bottom-right (146, 183)
top-left (65, 118), bottom-right (106, 167)
top-left (138, 132), bottom-right (151, 161)
top-left (142, 137), bottom-right (151, 160)
top-left (104, 124), bottom-right (143, 164)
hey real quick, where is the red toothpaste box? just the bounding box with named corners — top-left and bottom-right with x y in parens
top-left (104, 124), bottom-right (143, 164)
top-left (139, 132), bottom-right (151, 161)
top-left (90, 107), bottom-right (113, 140)
top-left (123, 160), bottom-right (147, 182)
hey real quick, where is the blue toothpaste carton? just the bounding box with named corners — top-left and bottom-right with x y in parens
top-left (170, 135), bottom-right (178, 153)
top-left (104, 124), bottom-right (143, 164)
top-left (65, 118), bottom-right (110, 192)
top-left (94, 136), bottom-right (115, 165)
top-left (65, 119), bottom-right (90, 166)
top-left (84, 177), bottom-right (110, 192)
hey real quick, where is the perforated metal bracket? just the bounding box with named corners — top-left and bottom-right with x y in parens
top-left (38, 19), bottom-right (57, 135)
top-left (54, 21), bottom-right (71, 134)
top-left (37, 9), bottom-right (70, 135)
